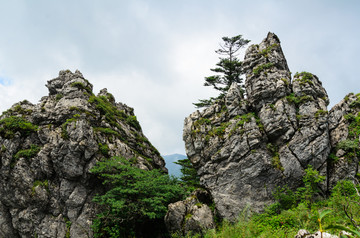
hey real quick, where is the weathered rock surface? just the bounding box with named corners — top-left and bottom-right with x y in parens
top-left (165, 189), bottom-right (215, 236)
top-left (0, 70), bottom-right (165, 238)
top-left (183, 32), bottom-right (360, 221)
top-left (294, 229), bottom-right (339, 238)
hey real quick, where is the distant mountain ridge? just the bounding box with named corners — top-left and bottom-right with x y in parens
top-left (163, 153), bottom-right (187, 177)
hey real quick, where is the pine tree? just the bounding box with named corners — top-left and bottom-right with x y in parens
top-left (194, 35), bottom-right (250, 108)
top-left (174, 158), bottom-right (200, 191)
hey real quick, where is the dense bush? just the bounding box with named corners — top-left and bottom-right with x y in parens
top-left (0, 116), bottom-right (38, 138)
top-left (193, 169), bottom-right (360, 238)
top-left (91, 156), bottom-right (186, 237)
top-left (174, 158), bottom-right (201, 192)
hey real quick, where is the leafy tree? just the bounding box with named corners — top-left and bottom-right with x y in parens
top-left (90, 156), bottom-right (186, 237)
top-left (174, 158), bottom-right (201, 191)
top-left (296, 165), bottom-right (325, 207)
top-left (194, 35), bottom-right (250, 108)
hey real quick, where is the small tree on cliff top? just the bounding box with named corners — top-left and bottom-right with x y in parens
top-left (194, 35), bottom-right (250, 108)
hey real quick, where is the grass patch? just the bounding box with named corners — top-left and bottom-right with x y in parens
top-left (14, 144), bottom-right (41, 159)
top-left (315, 110), bottom-right (328, 119)
top-left (258, 43), bottom-right (279, 57)
top-left (286, 93), bottom-right (313, 106)
top-left (70, 81), bottom-right (92, 93)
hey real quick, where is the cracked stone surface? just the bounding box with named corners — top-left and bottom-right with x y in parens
top-left (183, 32), bottom-right (359, 221)
top-left (0, 70), bottom-right (165, 238)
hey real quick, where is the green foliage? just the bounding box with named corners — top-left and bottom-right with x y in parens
top-left (236, 113), bottom-right (255, 127)
top-left (55, 93), bottom-right (63, 101)
top-left (88, 94), bottom-right (144, 142)
top-left (213, 122), bottom-right (231, 137)
top-left (98, 143), bottom-right (110, 157)
top-left (296, 165), bottom-right (325, 206)
top-left (70, 81), bottom-right (92, 93)
top-left (61, 116), bottom-right (79, 139)
top-left (64, 217), bottom-right (71, 238)
top-left (337, 112), bottom-right (360, 162)
top-left (6, 104), bottom-right (33, 115)
top-left (14, 144), bottom-right (41, 159)
top-left (32, 180), bottom-right (49, 195)
top-left (294, 72), bottom-right (315, 86)
top-left (271, 186), bottom-right (297, 212)
top-left (269, 104), bottom-right (276, 111)
top-left (349, 94), bottom-right (360, 108)
top-left (329, 153), bottom-right (340, 163)
top-left (193, 97), bottom-right (219, 108)
top-left (253, 63), bottom-right (274, 76)
top-left (266, 143), bottom-right (284, 171)
top-left (0, 116), bottom-right (38, 139)
top-left (280, 78), bottom-right (290, 86)
top-left (93, 127), bottom-right (121, 137)
top-left (286, 93), bottom-right (313, 106)
top-left (91, 157), bottom-right (186, 237)
top-left (337, 139), bottom-right (358, 152)
top-left (174, 158), bottom-right (201, 192)
top-left (195, 35), bottom-right (250, 108)
top-left (202, 178), bottom-right (360, 238)
top-left (194, 118), bottom-right (212, 127)
top-left (125, 115), bottom-right (141, 130)
top-left (315, 109), bottom-right (328, 119)
top-left (258, 43), bottom-right (279, 57)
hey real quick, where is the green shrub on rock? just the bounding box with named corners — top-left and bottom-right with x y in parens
top-left (90, 156), bottom-right (186, 237)
top-left (0, 116), bottom-right (38, 138)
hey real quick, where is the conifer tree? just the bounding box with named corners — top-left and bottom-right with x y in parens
top-left (194, 35), bottom-right (250, 108)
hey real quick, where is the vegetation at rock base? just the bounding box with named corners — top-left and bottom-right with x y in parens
top-left (174, 158), bottom-right (201, 192)
top-left (194, 35), bottom-right (250, 108)
top-left (91, 156), bottom-right (186, 237)
top-left (176, 168), bottom-right (360, 238)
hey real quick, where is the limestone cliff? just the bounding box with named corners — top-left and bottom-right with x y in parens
top-left (183, 32), bottom-right (359, 221)
top-left (0, 70), bottom-right (165, 237)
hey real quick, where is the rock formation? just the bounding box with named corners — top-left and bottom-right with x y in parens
top-left (183, 32), bottom-right (360, 221)
top-left (0, 70), bottom-right (165, 238)
top-left (165, 189), bottom-right (215, 236)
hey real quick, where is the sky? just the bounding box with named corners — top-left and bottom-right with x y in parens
top-left (0, 0), bottom-right (359, 156)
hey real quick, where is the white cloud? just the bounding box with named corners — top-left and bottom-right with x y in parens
top-left (0, 0), bottom-right (360, 156)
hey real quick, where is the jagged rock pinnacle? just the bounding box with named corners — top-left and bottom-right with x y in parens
top-left (183, 32), bottom-right (357, 222)
top-left (0, 70), bottom-right (165, 237)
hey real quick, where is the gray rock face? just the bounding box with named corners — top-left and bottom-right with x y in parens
top-left (328, 93), bottom-right (360, 187)
top-left (165, 189), bottom-right (215, 236)
top-left (184, 32), bottom-right (358, 221)
top-left (0, 70), bottom-right (165, 237)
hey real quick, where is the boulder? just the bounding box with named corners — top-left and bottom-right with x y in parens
top-left (165, 189), bottom-right (215, 236)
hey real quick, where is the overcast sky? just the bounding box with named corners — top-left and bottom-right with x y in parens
top-left (0, 0), bottom-right (359, 156)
